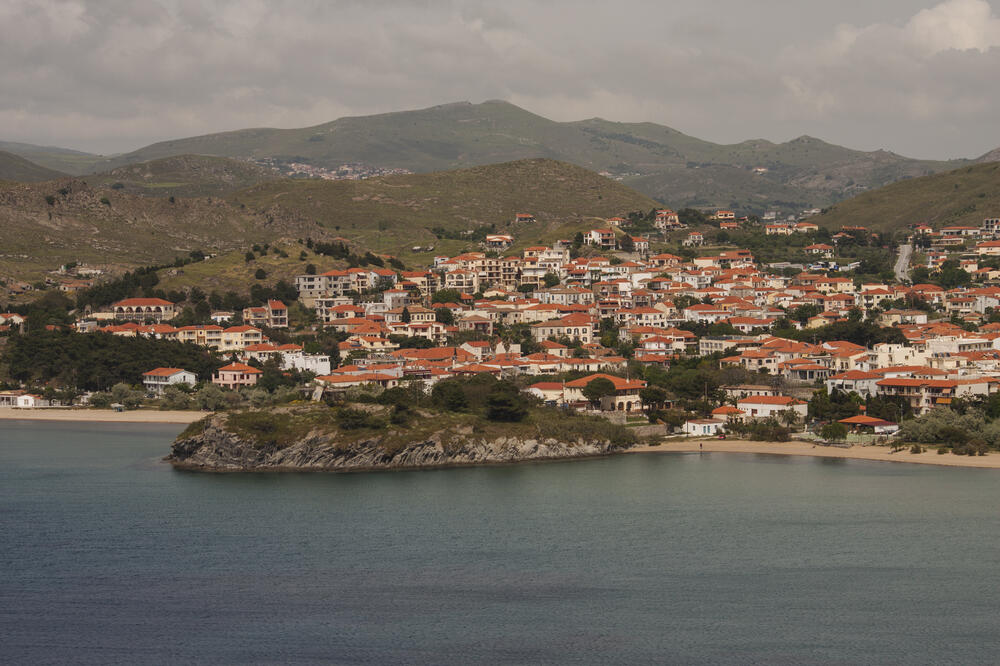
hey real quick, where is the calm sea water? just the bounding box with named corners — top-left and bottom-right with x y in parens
top-left (3, 420), bottom-right (1000, 664)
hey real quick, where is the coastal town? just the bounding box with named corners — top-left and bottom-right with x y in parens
top-left (4, 208), bottom-right (1000, 452)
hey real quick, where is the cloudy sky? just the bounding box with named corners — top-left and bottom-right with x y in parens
top-left (2, 0), bottom-right (999, 158)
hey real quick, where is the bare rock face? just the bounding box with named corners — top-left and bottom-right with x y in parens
top-left (168, 415), bottom-right (629, 472)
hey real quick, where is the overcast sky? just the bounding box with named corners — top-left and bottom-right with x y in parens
top-left (2, 0), bottom-right (999, 159)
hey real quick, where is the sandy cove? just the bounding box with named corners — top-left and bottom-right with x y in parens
top-left (0, 407), bottom-right (208, 424)
top-left (629, 439), bottom-right (1000, 470)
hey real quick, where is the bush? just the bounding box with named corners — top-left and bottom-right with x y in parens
top-left (195, 385), bottom-right (227, 411)
top-left (909, 444), bottom-right (923, 454)
top-left (88, 391), bottom-right (112, 408)
top-left (337, 407), bottom-right (383, 430)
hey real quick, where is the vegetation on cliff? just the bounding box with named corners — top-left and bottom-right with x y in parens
top-left (172, 375), bottom-right (640, 471)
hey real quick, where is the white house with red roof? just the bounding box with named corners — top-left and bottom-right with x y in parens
top-left (586, 229), bottom-right (617, 249)
top-left (737, 395), bottom-right (807, 419)
top-left (111, 298), bottom-right (176, 322)
top-left (142, 367), bottom-right (197, 394)
top-left (562, 373), bottom-right (647, 412)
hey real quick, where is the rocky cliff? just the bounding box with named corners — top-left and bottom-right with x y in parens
top-left (168, 413), bottom-right (634, 472)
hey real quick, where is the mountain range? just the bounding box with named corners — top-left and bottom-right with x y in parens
top-left (4, 100), bottom-right (996, 214)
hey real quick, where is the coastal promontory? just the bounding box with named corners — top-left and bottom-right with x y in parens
top-left (168, 397), bottom-right (639, 472)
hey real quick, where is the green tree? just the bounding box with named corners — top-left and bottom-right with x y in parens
top-left (254, 268), bottom-right (267, 280)
top-left (639, 386), bottom-right (668, 412)
top-left (401, 307), bottom-right (411, 323)
top-left (431, 289), bottom-right (462, 304)
top-left (543, 272), bottom-right (560, 288)
top-left (484, 383), bottom-right (528, 422)
top-left (820, 422), bottom-right (848, 442)
top-left (435, 306), bottom-right (454, 325)
top-left (432, 380), bottom-right (468, 411)
top-left (582, 377), bottom-right (617, 407)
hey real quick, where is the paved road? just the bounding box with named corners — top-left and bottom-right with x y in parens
top-left (894, 243), bottom-right (912, 282)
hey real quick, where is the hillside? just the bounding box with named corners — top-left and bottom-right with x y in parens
top-left (89, 155), bottom-right (281, 198)
top-left (0, 158), bottom-right (654, 284)
top-left (228, 158), bottom-right (658, 260)
top-left (0, 150), bottom-right (68, 182)
top-left (0, 179), bottom-right (331, 278)
top-left (0, 141), bottom-right (105, 175)
top-left (816, 162), bottom-right (1000, 233)
top-left (82, 100), bottom-right (968, 214)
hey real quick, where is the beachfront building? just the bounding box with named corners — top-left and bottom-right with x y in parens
top-left (683, 419), bottom-right (726, 436)
top-left (142, 367), bottom-right (197, 395)
top-left (213, 363), bottom-right (263, 390)
top-left (737, 396), bottom-right (808, 420)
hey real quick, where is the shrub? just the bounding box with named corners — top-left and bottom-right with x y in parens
top-left (337, 407), bottom-right (382, 430)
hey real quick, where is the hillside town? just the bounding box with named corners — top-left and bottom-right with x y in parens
top-left (4, 210), bottom-right (1000, 446)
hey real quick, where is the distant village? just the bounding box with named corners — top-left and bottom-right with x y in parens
top-left (3, 207), bottom-right (1000, 444)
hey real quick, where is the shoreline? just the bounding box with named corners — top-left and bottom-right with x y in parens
top-left (628, 439), bottom-right (1000, 470)
top-left (0, 407), bottom-right (209, 424)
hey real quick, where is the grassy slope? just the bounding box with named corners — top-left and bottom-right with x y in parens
top-left (0, 180), bottom-right (330, 279)
top-left (0, 141), bottom-right (105, 175)
top-left (0, 158), bottom-right (655, 287)
top-left (85, 100), bottom-right (967, 212)
top-left (0, 150), bottom-right (68, 182)
top-left (816, 162), bottom-right (1000, 233)
top-left (156, 242), bottom-right (345, 295)
top-left (88, 154), bottom-right (281, 198)
top-left (229, 158), bottom-right (658, 262)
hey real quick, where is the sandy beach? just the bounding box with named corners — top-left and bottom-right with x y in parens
top-left (629, 439), bottom-right (1000, 469)
top-left (0, 407), bottom-right (209, 424)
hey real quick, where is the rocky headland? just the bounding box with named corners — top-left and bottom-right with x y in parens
top-left (167, 408), bottom-right (638, 472)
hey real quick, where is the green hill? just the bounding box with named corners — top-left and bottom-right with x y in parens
top-left (0, 141), bottom-right (105, 175)
top-left (86, 100), bottom-right (969, 214)
top-left (0, 158), bottom-right (655, 283)
top-left (0, 179), bottom-right (330, 279)
top-left (228, 158), bottom-right (658, 260)
top-left (0, 150), bottom-right (68, 182)
top-left (816, 162), bottom-right (1000, 233)
top-left (88, 154), bottom-right (281, 198)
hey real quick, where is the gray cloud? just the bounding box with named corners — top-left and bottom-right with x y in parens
top-left (1, 0), bottom-right (997, 159)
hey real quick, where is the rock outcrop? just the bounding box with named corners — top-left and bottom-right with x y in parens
top-left (168, 414), bottom-right (632, 472)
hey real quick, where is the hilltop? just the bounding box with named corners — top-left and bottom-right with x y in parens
top-left (0, 150), bottom-right (68, 182)
top-left (0, 158), bottom-right (654, 281)
top-left (7, 100), bottom-right (974, 214)
top-left (817, 161), bottom-right (1000, 233)
top-left (89, 155), bottom-right (281, 198)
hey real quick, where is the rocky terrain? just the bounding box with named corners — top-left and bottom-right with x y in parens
top-left (168, 411), bottom-right (635, 472)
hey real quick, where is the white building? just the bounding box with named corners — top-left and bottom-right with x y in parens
top-left (142, 367), bottom-right (197, 394)
top-left (736, 396), bottom-right (808, 420)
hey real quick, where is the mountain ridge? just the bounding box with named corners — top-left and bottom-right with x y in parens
top-left (4, 100), bottom-right (986, 212)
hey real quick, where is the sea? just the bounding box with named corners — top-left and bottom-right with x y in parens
top-left (3, 420), bottom-right (1000, 664)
